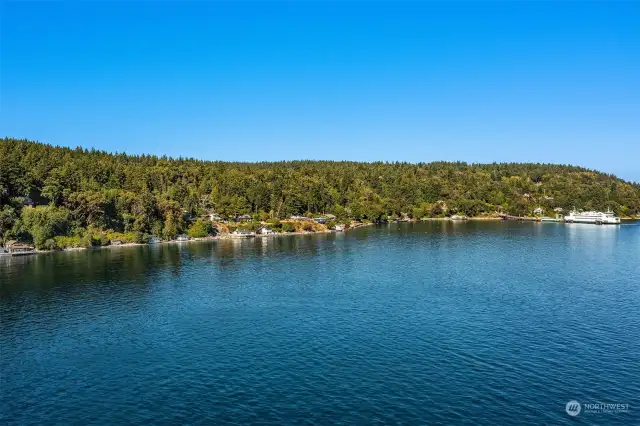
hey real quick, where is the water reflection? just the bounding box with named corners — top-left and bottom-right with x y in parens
top-left (2, 221), bottom-right (636, 301)
top-left (1, 221), bottom-right (638, 426)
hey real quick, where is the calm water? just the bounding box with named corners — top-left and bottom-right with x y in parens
top-left (1, 222), bottom-right (639, 425)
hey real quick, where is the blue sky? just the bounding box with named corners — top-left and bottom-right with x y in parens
top-left (1, 2), bottom-right (639, 182)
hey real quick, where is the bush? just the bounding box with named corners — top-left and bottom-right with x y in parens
top-left (53, 235), bottom-right (89, 249)
top-left (105, 231), bottom-right (137, 244)
top-left (302, 222), bottom-right (314, 232)
top-left (266, 219), bottom-right (282, 231)
top-left (187, 220), bottom-right (213, 238)
top-left (42, 238), bottom-right (58, 250)
top-left (282, 222), bottom-right (296, 232)
top-left (238, 221), bottom-right (261, 232)
top-left (90, 232), bottom-right (107, 247)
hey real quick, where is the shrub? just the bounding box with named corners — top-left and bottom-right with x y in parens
top-left (53, 235), bottom-right (89, 249)
top-left (42, 238), bottom-right (58, 251)
top-left (238, 221), bottom-right (261, 232)
top-left (105, 231), bottom-right (137, 244)
top-left (282, 222), bottom-right (296, 232)
top-left (266, 219), bottom-right (282, 231)
top-left (187, 220), bottom-right (213, 238)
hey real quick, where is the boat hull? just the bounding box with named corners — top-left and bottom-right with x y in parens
top-left (564, 218), bottom-right (620, 224)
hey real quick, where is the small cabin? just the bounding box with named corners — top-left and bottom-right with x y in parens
top-left (176, 234), bottom-right (189, 241)
top-left (334, 224), bottom-right (346, 231)
top-left (258, 227), bottom-right (274, 235)
top-left (208, 213), bottom-right (223, 221)
top-left (110, 239), bottom-right (123, 246)
top-left (533, 207), bottom-right (544, 215)
top-left (237, 214), bottom-right (252, 222)
top-left (313, 217), bottom-right (327, 224)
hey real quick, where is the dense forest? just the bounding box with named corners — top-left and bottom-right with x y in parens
top-left (2, 138), bottom-right (639, 249)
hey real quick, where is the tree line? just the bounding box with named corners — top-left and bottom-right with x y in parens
top-left (2, 138), bottom-right (639, 249)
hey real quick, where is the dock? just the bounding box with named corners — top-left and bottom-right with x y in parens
top-left (498, 214), bottom-right (540, 222)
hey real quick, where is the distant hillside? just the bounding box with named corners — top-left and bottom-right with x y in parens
top-left (1, 138), bottom-right (639, 248)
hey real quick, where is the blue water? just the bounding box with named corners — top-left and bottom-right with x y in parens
top-left (1, 221), bottom-right (639, 425)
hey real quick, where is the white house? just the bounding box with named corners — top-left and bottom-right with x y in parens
top-left (232, 230), bottom-right (255, 238)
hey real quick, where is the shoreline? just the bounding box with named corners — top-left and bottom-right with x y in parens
top-left (19, 222), bottom-right (375, 255)
top-left (7, 218), bottom-right (638, 256)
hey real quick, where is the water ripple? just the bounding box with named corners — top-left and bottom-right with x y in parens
top-left (1, 222), bottom-right (639, 425)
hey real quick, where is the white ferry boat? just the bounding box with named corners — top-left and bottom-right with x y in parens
top-left (564, 209), bottom-right (620, 225)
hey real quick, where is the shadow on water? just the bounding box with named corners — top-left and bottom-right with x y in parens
top-left (0, 232), bottom-right (348, 300)
top-left (3, 221), bottom-right (636, 301)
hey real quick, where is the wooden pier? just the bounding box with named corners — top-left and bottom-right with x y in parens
top-left (498, 214), bottom-right (540, 222)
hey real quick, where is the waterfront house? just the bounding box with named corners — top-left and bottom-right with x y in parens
top-left (110, 239), bottom-right (123, 246)
top-left (5, 241), bottom-right (35, 255)
top-left (258, 227), bottom-right (274, 235)
top-left (554, 207), bottom-right (564, 213)
top-left (208, 213), bottom-right (223, 221)
top-left (176, 234), bottom-right (189, 242)
top-left (237, 214), bottom-right (252, 222)
top-left (232, 230), bottom-right (256, 238)
top-left (334, 224), bottom-right (346, 231)
top-left (533, 207), bottom-right (544, 215)
top-left (313, 217), bottom-right (327, 224)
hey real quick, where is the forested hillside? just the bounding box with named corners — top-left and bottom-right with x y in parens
top-left (2, 138), bottom-right (639, 248)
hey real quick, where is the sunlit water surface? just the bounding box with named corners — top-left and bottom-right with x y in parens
top-left (1, 221), bottom-right (639, 425)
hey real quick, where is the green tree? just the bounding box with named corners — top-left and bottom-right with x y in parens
top-left (163, 212), bottom-right (178, 240)
top-left (20, 205), bottom-right (71, 249)
top-left (187, 220), bottom-right (213, 238)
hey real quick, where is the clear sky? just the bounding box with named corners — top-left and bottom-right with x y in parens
top-left (1, 1), bottom-right (639, 182)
